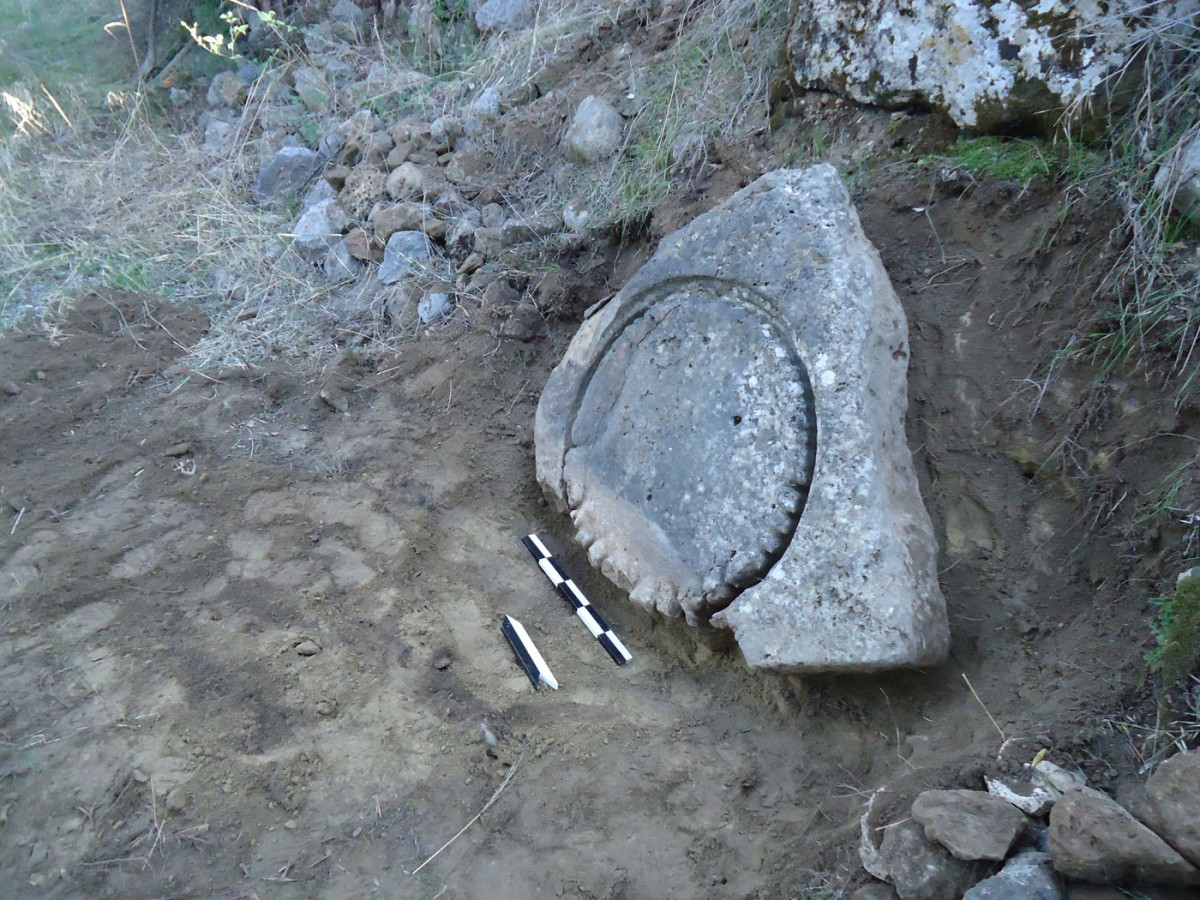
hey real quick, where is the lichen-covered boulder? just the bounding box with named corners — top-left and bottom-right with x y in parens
top-left (535, 165), bottom-right (949, 673)
top-left (786, 0), bottom-right (1179, 131)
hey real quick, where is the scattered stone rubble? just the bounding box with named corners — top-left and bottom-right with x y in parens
top-left (859, 752), bottom-right (1200, 898)
top-left (198, 15), bottom-right (629, 341)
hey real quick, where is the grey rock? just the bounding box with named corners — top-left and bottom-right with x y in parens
top-left (295, 639), bottom-right (321, 656)
top-left (318, 130), bottom-right (346, 162)
top-left (471, 86), bottom-right (503, 119)
top-left (562, 202), bottom-right (590, 232)
top-left (501, 302), bottom-right (542, 342)
top-left (535, 165), bottom-right (949, 671)
top-left (330, 0), bottom-right (365, 37)
top-left (786, 0), bottom-right (1186, 131)
top-left (480, 202), bottom-right (505, 228)
top-left (370, 202), bottom-right (435, 241)
top-left (670, 131), bottom-right (706, 169)
top-left (418, 290), bottom-right (454, 324)
top-left (1048, 785), bottom-right (1200, 885)
top-left (963, 852), bottom-right (1064, 900)
top-left (1140, 753), bottom-right (1200, 867)
top-left (292, 199), bottom-right (343, 259)
top-left (378, 231), bottom-right (432, 284)
top-left (301, 179), bottom-right (337, 214)
top-left (429, 114), bottom-right (465, 151)
top-left (877, 819), bottom-right (990, 900)
top-left (447, 211), bottom-right (482, 252)
top-left (563, 96), bottom-right (624, 164)
top-left (203, 118), bottom-right (234, 153)
top-left (474, 0), bottom-right (534, 32)
top-left (912, 789), bottom-right (1028, 861)
top-left (293, 66), bottom-right (331, 112)
top-left (253, 146), bottom-right (321, 203)
top-left (386, 162), bottom-right (444, 201)
top-left (207, 71), bottom-right (246, 107)
top-left (323, 239), bottom-right (361, 283)
top-left (1154, 130), bottom-right (1200, 222)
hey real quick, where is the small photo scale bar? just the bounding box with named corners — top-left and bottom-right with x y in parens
top-left (501, 614), bottom-right (559, 690)
top-left (521, 534), bottom-right (632, 666)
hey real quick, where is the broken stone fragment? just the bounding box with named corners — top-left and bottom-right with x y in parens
top-left (911, 789), bottom-right (1028, 861)
top-left (1138, 752), bottom-right (1200, 867)
top-left (535, 165), bottom-right (949, 672)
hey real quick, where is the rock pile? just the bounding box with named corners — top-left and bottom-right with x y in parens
top-left (194, 8), bottom-right (638, 340)
top-left (858, 753), bottom-right (1200, 898)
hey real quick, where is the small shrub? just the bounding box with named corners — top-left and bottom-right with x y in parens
top-left (1148, 574), bottom-right (1200, 686)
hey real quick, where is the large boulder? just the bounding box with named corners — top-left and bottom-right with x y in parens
top-left (1139, 752), bottom-right (1200, 867)
top-left (785, 0), bottom-right (1185, 131)
top-left (1048, 785), bottom-right (1200, 885)
top-left (534, 166), bottom-right (949, 672)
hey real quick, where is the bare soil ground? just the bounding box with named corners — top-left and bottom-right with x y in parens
top-left (2, 148), bottom-right (1193, 898)
top-left (3, 2), bottom-right (1200, 897)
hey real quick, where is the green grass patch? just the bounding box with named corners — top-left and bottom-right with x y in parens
top-left (928, 136), bottom-right (1103, 184)
top-left (0, 0), bottom-right (133, 91)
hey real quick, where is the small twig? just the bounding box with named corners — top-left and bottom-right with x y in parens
top-left (10, 507), bottom-right (24, 535)
top-left (409, 755), bottom-right (522, 876)
top-left (963, 673), bottom-right (1006, 742)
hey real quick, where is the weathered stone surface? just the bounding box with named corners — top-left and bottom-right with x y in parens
top-left (330, 0), bottom-right (365, 39)
top-left (1139, 753), bottom-right (1200, 867)
top-left (322, 239), bottom-right (361, 283)
top-left (563, 96), bottom-right (623, 164)
top-left (1048, 785), bottom-right (1200, 885)
top-left (207, 71), bottom-right (246, 108)
top-left (876, 819), bottom-right (990, 900)
top-left (253, 146), bottom-right (321, 204)
top-left (292, 200), bottom-right (344, 260)
top-left (786, 0), bottom-right (1188, 131)
top-left (418, 290), bottom-right (454, 325)
top-left (912, 789), bottom-right (1028, 861)
top-left (292, 66), bottom-right (331, 112)
top-left (474, 0), bottom-right (534, 32)
top-left (1155, 131), bottom-right (1200, 223)
top-left (370, 202), bottom-right (435, 241)
top-left (535, 165), bottom-right (949, 672)
top-left (378, 231), bottom-right (431, 284)
top-left (963, 851), bottom-right (1064, 900)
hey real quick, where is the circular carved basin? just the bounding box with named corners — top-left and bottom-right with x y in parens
top-left (562, 280), bottom-right (816, 614)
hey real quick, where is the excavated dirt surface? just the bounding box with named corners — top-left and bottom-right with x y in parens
top-left (2, 121), bottom-right (1198, 897)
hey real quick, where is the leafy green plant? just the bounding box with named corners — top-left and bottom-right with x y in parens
top-left (1147, 574), bottom-right (1200, 685)
top-left (184, 5), bottom-right (293, 61)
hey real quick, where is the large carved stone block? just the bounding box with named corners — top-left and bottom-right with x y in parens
top-left (535, 165), bottom-right (949, 672)
top-left (786, 0), bottom-right (1187, 132)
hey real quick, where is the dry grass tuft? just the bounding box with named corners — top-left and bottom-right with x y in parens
top-left (1070, 9), bottom-right (1200, 397)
